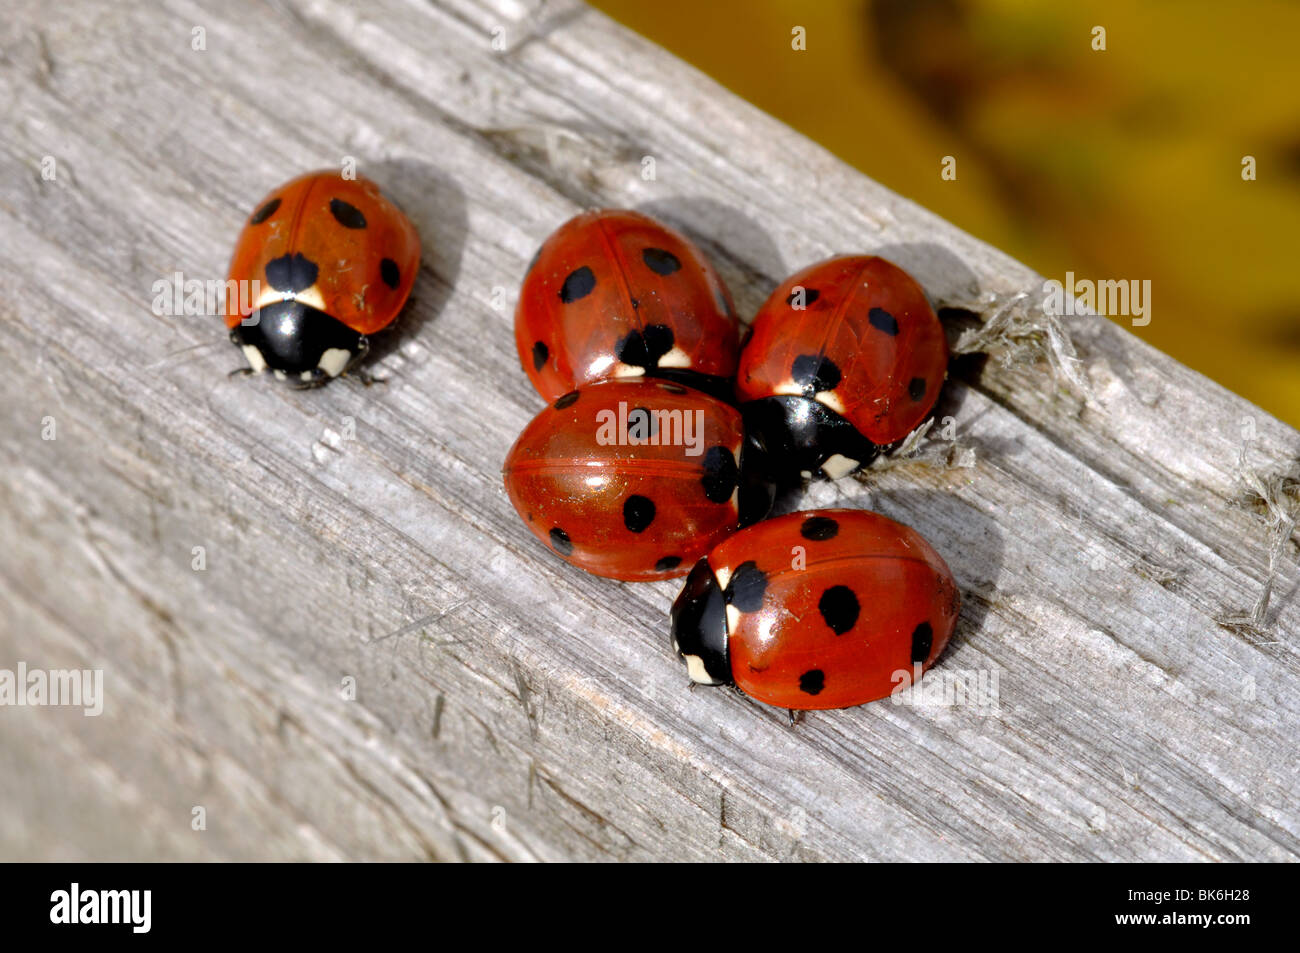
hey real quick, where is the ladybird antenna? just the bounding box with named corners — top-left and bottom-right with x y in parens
top-left (143, 338), bottom-right (228, 370)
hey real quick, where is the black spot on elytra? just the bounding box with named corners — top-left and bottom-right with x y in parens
top-left (818, 586), bottom-right (860, 635)
top-left (911, 622), bottom-right (933, 663)
top-left (800, 515), bottom-right (840, 541)
top-left (616, 324), bottom-right (674, 369)
top-left (799, 669), bottom-right (825, 695)
top-left (329, 197), bottom-right (367, 229)
top-left (553, 390), bottom-right (579, 409)
top-left (626, 407), bottom-right (659, 441)
top-left (623, 495), bottom-right (656, 533)
top-left (909, 377), bottom-right (927, 401)
top-left (869, 307), bottom-right (899, 336)
top-left (792, 354), bottom-right (842, 394)
top-left (786, 287), bottom-right (820, 308)
top-left (380, 258), bottom-right (401, 289)
top-left (249, 197), bottom-right (281, 224)
top-left (531, 341), bottom-right (549, 371)
top-left (725, 561), bottom-right (768, 611)
top-left (265, 253), bottom-right (319, 294)
top-left (559, 266), bottom-right (596, 303)
top-left (701, 446), bottom-right (739, 503)
top-left (642, 247), bottom-right (681, 275)
top-left (654, 556), bottom-right (682, 572)
top-left (549, 527), bottom-right (573, 556)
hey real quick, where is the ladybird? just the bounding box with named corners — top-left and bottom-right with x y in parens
top-left (670, 508), bottom-right (959, 711)
top-left (503, 379), bottom-right (772, 581)
top-left (515, 210), bottom-right (740, 403)
top-left (736, 256), bottom-right (948, 482)
top-left (225, 170), bottom-right (420, 386)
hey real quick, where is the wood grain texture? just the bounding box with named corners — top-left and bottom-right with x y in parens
top-left (0, 0), bottom-right (1297, 862)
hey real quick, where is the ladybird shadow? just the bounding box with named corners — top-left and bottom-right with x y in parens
top-left (928, 364), bottom-right (1031, 461)
top-left (361, 158), bottom-right (469, 366)
top-left (634, 197), bottom-right (788, 320)
top-left (888, 488), bottom-right (1004, 655)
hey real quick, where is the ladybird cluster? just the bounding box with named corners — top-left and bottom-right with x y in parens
top-left (501, 210), bottom-right (961, 714)
top-left (222, 178), bottom-right (959, 715)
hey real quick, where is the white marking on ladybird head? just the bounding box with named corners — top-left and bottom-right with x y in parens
top-left (817, 390), bottom-right (847, 415)
top-left (255, 284), bottom-right (327, 312)
top-left (613, 363), bottom-right (646, 379)
top-left (657, 347), bottom-right (691, 368)
top-left (273, 369), bottom-right (287, 381)
top-left (318, 347), bottom-right (352, 378)
top-left (778, 375), bottom-right (845, 409)
top-left (714, 565), bottom-right (733, 592)
top-left (300, 286), bottom-right (327, 311)
top-left (725, 605), bottom-right (742, 634)
top-left (820, 453), bottom-right (860, 480)
top-left (241, 344), bottom-right (267, 373)
top-left (254, 285), bottom-right (284, 310)
top-left (683, 654), bottom-right (724, 686)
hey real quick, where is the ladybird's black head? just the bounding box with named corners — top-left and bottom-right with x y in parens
top-left (670, 559), bottom-right (731, 686)
top-left (735, 442), bottom-right (776, 528)
top-left (232, 299), bottom-right (366, 386)
top-left (645, 367), bottom-right (737, 404)
top-left (741, 395), bottom-right (879, 486)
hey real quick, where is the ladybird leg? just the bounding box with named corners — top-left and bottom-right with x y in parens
top-left (290, 367), bottom-right (330, 390)
top-left (345, 337), bottom-right (386, 386)
top-left (351, 335), bottom-right (371, 371)
top-left (226, 330), bottom-right (253, 377)
top-left (787, 709), bottom-right (805, 728)
top-left (351, 366), bottom-right (388, 388)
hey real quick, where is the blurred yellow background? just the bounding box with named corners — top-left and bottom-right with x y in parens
top-left (593, 0), bottom-right (1300, 427)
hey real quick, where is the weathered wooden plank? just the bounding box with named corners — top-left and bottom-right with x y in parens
top-left (0, 0), bottom-right (1296, 861)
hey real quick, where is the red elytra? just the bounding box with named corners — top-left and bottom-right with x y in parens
top-left (670, 508), bottom-right (960, 711)
top-left (503, 379), bottom-right (754, 582)
top-left (736, 256), bottom-right (948, 481)
top-left (515, 209), bottom-right (740, 403)
top-left (225, 170), bottom-right (420, 385)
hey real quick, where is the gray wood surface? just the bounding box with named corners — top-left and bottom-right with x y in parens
top-left (1, 0), bottom-right (1297, 862)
